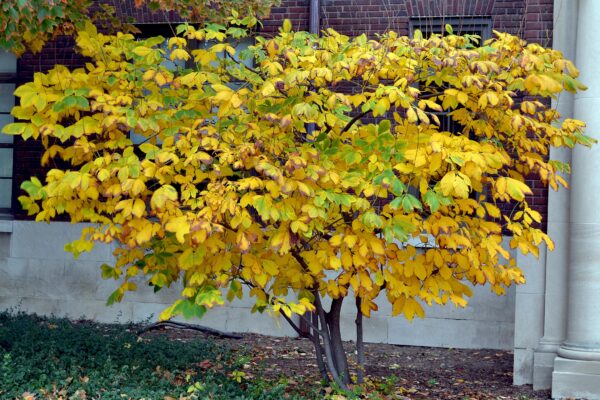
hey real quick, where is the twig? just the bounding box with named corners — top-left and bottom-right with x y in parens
top-left (137, 320), bottom-right (243, 339)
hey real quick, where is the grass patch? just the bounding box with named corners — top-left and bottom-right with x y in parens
top-left (0, 312), bottom-right (305, 399)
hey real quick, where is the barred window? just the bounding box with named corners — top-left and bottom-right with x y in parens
top-left (410, 17), bottom-right (492, 135)
top-left (0, 50), bottom-right (17, 216)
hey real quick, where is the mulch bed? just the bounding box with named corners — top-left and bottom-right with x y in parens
top-left (142, 327), bottom-right (551, 399)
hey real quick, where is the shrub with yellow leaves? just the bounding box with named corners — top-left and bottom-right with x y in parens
top-left (3, 18), bottom-right (591, 389)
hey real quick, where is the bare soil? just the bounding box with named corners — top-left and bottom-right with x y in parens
top-left (144, 327), bottom-right (551, 399)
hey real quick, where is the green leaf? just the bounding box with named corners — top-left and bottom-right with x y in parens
top-left (195, 286), bottom-right (224, 307)
top-left (424, 190), bottom-right (440, 212)
top-left (2, 122), bottom-right (26, 135)
top-left (175, 299), bottom-right (207, 319)
top-left (362, 211), bottom-right (383, 228)
top-left (378, 119), bottom-right (391, 134)
top-left (389, 197), bottom-right (402, 210)
top-left (106, 288), bottom-right (123, 306)
top-left (343, 150), bottom-right (362, 165)
top-left (20, 177), bottom-right (42, 197)
top-left (401, 195), bottom-right (422, 212)
top-left (101, 263), bottom-right (119, 279)
top-left (64, 239), bottom-right (94, 259)
top-left (50, 6), bottom-right (65, 18)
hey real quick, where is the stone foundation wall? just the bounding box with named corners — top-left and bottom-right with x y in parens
top-left (1, 221), bottom-right (516, 349)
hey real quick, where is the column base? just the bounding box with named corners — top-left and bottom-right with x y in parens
top-left (552, 357), bottom-right (600, 399)
top-left (513, 348), bottom-right (534, 385)
top-left (533, 350), bottom-right (556, 390)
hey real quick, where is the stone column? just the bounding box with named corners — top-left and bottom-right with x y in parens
top-left (552, 0), bottom-right (600, 398)
top-left (532, 0), bottom-right (576, 390)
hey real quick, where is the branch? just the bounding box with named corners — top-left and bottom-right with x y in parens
top-left (224, 51), bottom-right (266, 80)
top-left (280, 310), bottom-right (306, 337)
top-left (297, 312), bottom-right (325, 338)
top-left (238, 275), bottom-right (322, 339)
top-left (137, 320), bottom-right (243, 339)
top-left (341, 109), bottom-right (371, 134)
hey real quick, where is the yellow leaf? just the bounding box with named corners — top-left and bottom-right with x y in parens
top-left (329, 235), bottom-right (343, 247)
top-left (133, 46), bottom-right (152, 57)
top-left (271, 229), bottom-right (291, 254)
top-left (261, 81), bottom-right (276, 96)
top-left (142, 69), bottom-right (156, 81)
top-left (374, 271), bottom-right (384, 286)
top-left (439, 265), bottom-right (452, 280)
top-left (150, 185), bottom-right (178, 209)
top-left (131, 199), bottom-right (146, 218)
top-left (497, 177), bottom-right (532, 201)
top-left (97, 169), bottom-right (110, 182)
top-left (392, 296), bottom-right (406, 316)
top-left (429, 152), bottom-right (442, 173)
top-left (165, 216), bottom-right (190, 243)
top-left (237, 231), bottom-right (251, 252)
top-left (168, 37), bottom-right (187, 50)
top-left (136, 222), bottom-right (153, 245)
top-left (341, 250), bottom-right (353, 268)
top-left (291, 219), bottom-right (308, 233)
top-left (406, 108), bottom-right (418, 123)
top-left (263, 260), bottom-right (279, 275)
top-left (130, 179), bottom-right (146, 196)
top-left (484, 203), bottom-right (501, 218)
top-left (487, 92), bottom-right (499, 106)
top-left (478, 93), bottom-right (488, 109)
top-left (440, 171), bottom-right (471, 199)
top-left (329, 256), bottom-right (341, 270)
top-left (343, 235), bottom-right (358, 248)
top-left (414, 262), bottom-right (427, 280)
top-left (154, 72), bottom-right (168, 86)
top-left (403, 298), bottom-right (424, 321)
top-left (370, 238), bottom-right (385, 255)
top-left (170, 48), bottom-right (190, 61)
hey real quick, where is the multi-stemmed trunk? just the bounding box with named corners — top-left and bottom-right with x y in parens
top-left (284, 291), bottom-right (366, 391)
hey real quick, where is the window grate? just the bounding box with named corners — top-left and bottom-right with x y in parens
top-left (0, 50), bottom-right (16, 215)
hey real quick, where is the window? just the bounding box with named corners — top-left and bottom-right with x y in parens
top-left (0, 50), bottom-right (16, 217)
top-left (410, 17), bottom-right (492, 135)
top-left (130, 24), bottom-right (254, 145)
top-left (409, 16), bottom-right (492, 41)
top-left (406, 17), bottom-right (492, 201)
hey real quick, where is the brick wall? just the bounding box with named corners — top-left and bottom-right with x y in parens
top-left (12, 0), bottom-right (554, 227)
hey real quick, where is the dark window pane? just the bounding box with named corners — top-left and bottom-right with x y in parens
top-left (0, 83), bottom-right (15, 113)
top-left (0, 178), bottom-right (11, 209)
top-left (0, 114), bottom-right (14, 144)
top-left (0, 148), bottom-right (13, 177)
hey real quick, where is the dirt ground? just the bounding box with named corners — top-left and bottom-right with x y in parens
top-left (145, 327), bottom-right (551, 399)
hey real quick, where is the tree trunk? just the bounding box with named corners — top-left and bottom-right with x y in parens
top-left (280, 286), bottom-right (353, 390)
top-left (313, 290), bottom-right (347, 389)
top-left (355, 296), bottom-right (365, 384)
top-left (311, 311), bottom-right (330, 384)
top-left (327, 297), bottom-right (351, 385)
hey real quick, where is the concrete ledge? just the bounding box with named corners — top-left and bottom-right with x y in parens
top-left (387, 315), bottom-right (514, 350)
top-left (0, 219), bottom-right (13, 233)
top-left (552, 357), bottom-right (600, 399)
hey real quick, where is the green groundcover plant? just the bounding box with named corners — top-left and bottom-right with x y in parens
top-left (0, 312), bottom-right (303, 400)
